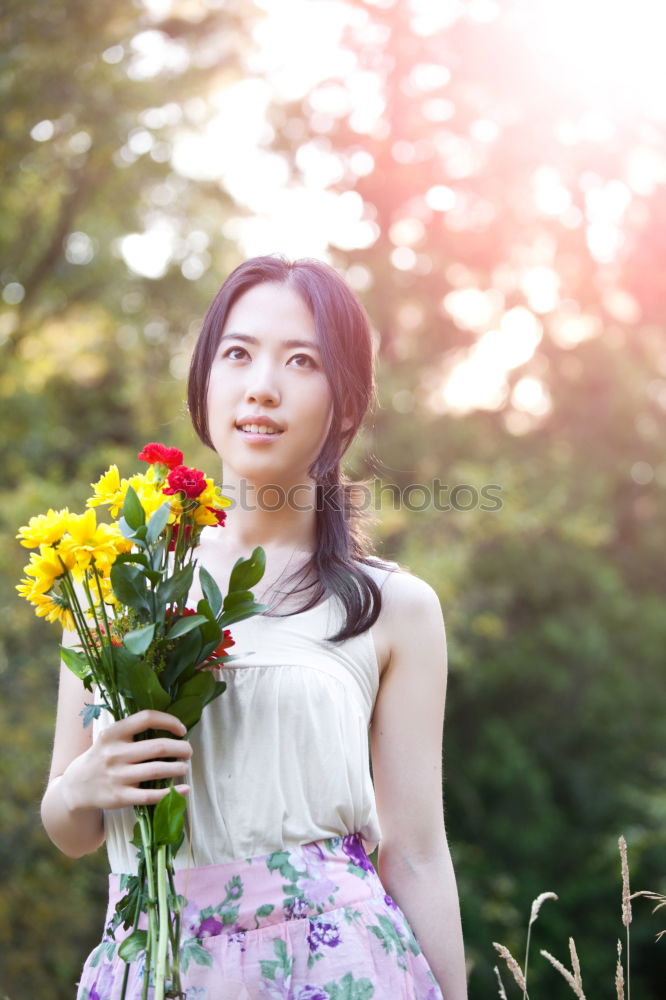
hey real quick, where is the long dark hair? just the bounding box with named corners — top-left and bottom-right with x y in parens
top-left (187, 254), bottom-right (399, 642)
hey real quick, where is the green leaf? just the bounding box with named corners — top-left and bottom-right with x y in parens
top-left (116, 659), bottom-right (170, 712)
top-left (113, 551), bottom-right (150, 568)
top-left (219, 597), bottom-right (268, 629)
top-left (123, 485), bottom-right (146, 531)
top-left (195, 598), bottom-right (221, 644)
top-left (166, 614), bottom-right (208, 640)
top-left (199, 565), bottom-right (222, 617)
top-left (156, 562), bottom-right (195, 608)
top-left (166, 696), bottom-right (203, 730)
top-left (60, 645), bottom-right (91, 680)
top-left (228, 546), bottom-right (265, 593)
top-left (118, 929), bottom-right (147, 963)
top-left (177, 670), bottom-right (216, 702)
top-left (146, 501), bottom-right (171, 544)
top-left (153, 786), bottom-right (187, 846)
top-left (160, 629), bottom-right (203, 688)
top-left (123, 622), bottom-right (156, 656)
top-left (110, 563), bottom-right (150, 612)
top-left (80, 703), bottom-right (102, 728)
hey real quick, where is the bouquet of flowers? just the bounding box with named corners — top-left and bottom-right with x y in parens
top-left (16, 442), bottom-right (267, 1000)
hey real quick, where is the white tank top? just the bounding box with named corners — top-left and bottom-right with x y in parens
top-left (97, 564), bottom-right (391, 874)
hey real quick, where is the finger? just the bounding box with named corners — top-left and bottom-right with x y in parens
top-left (113, 710), bottom-right (187, 739)
top-left (123, 737), bottom-right (193, 763)
top-left (124, 783), bottom-right (190, 807)
top-left (124, 760), bottom-right (190, 784)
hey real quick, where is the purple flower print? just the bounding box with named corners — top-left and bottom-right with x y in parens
top-left (284, 895), bottom-right (310, 920)
top-left (301, 842), bottom-right (326, 864)
top-left (306, 917), bottom-right (341, 952)
top-left (384, 893), bottom-right (399, 910)
top-left (296, 989), bottom-right (328, 1000)
top-left (181, 900), bottom-right (204, 938)
top-left (227, 930), bottom-right (247, 951)
top-left (342, 834), bottom-right (374, 872)
top-left (297, 872), bottom-right (338, 908)
top-left (198, 915), bottom-right (224, 938)
top-left (87, 961), bottom-right (115, 1000)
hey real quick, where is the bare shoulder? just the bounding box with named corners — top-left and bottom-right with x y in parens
top-left (359, 561), bottom-right (445, 678)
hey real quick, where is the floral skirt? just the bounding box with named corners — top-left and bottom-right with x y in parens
top-left (76, 833), bottom-right (444, 1000)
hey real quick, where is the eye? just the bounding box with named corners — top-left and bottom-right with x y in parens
top-left (290, 353), bottom-right (317, 369)
top-left (221, 346), bottom-right (248, 360)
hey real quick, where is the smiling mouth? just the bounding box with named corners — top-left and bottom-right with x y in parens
top-left (236, 425), bottom-right (284, 437)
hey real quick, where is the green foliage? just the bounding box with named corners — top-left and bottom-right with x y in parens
top-left (2, 1), bottom-right (666, 998)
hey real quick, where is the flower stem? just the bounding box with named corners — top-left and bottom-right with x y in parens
top-left (167, 862), bottom-right (183, 995)
top-left (154, 844), bottom-right (169, 1000)
top-left (138, 810), bottom-right (158, 994)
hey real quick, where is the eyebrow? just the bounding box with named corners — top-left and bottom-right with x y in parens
top-left (219, 333), bottom-right (321, 352)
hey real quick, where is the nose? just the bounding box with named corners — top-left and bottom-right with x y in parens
top-left (244, 358), bottom-right (281, 407)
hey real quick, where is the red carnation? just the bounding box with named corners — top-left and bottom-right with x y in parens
top-left (207, 507), bottom-right (227, 527)
top-left (163, 465), bottom-right (207, 499)
top-left (138, 442), bottom-right (184, 469)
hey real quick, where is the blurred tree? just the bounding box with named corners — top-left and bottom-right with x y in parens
top-left (0, 1), bottom-right (260, 996)
top-left (2, 0), bottom-right (666, 998)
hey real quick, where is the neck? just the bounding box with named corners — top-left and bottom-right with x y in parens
top-left (215, 469), bottom-right (319, 554)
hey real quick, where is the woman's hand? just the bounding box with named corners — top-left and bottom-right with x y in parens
top-left (59, 710), bottom-right (192, 814)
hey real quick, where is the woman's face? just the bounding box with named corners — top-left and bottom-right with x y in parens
top-left (206, 281), bottom-right (335, 488)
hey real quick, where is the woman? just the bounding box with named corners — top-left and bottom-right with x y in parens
top-left (41, 255), bottom-right (468, 999)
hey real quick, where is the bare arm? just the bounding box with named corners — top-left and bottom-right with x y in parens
top-left (371, 573), bottom-right (468, 1000)
top-left (41, 631), bottom-right (193, 859)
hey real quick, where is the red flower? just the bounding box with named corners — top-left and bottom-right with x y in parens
top-left (212, 629), bottom-right (235, 658)
top-left (138, 442), bottom-right (184, 469)
top-left (163, 465), bottom-right (207, 499)
top-left (207, 507), bottom-right (227, 527)
top-left (168, 522), bottom-right (192, 552)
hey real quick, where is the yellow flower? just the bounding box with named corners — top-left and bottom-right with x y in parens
top-left (16, 577), bottom-right (74, 629)
top-left (17, 508), bottom-right (72, 548)
top-left (59, 509), bottom-right (128, 579)
top-left (192, 504), bottom-right (223, 527)
top-left (128, 470), bottom-right (169, 521)
top-left (21, 544), bottom-right (77, 594)
top-left (88, 465), bottom-right (126, 518)
top-left (198, 480), bottom-right (232, 511)
top-left (188, 481), bottom-right (232, 526)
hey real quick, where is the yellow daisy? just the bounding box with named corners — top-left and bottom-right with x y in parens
top-left (59, 509), bottom-right (127, 578)
top-left (87, 465), bottom-right (127, 518)
top-left (17, 508), bottom-right (72, 548)
top-left (16, 577), bottom-right (74, 629)
top-left (21, 544), bottom-right (77, 594)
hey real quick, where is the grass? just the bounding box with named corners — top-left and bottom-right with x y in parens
top-left (493, 835), bottom-right (665, 999)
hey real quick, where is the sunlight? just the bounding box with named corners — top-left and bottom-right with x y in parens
top-left (517, 0), bottom-right (666, 120)
top-left (428, 307), bottom-right (543, 415)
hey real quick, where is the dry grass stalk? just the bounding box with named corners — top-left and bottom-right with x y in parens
top-left (529, 891), bottom-right (558, 926)
top-left (540, 949), bottom-right (587, 1000)
top-left (619, 836), bottom-right (632, 927)
top-left (568, 937), bottom-right (583, 992)
top-left (631, 888), bottom-right (666, 912)
top-left (618, 835), bottom-right (632, 1000)
top-left (493, 965), bottom-right (508, 1000)
top-left (523, 890), bottom-right (558, 997)
top-left (493, 942), bottom-right (527, 993)
top-left (615, 940), bottom-right (625, 1000)
top-left (631, 888), bottom-right (666, 939)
